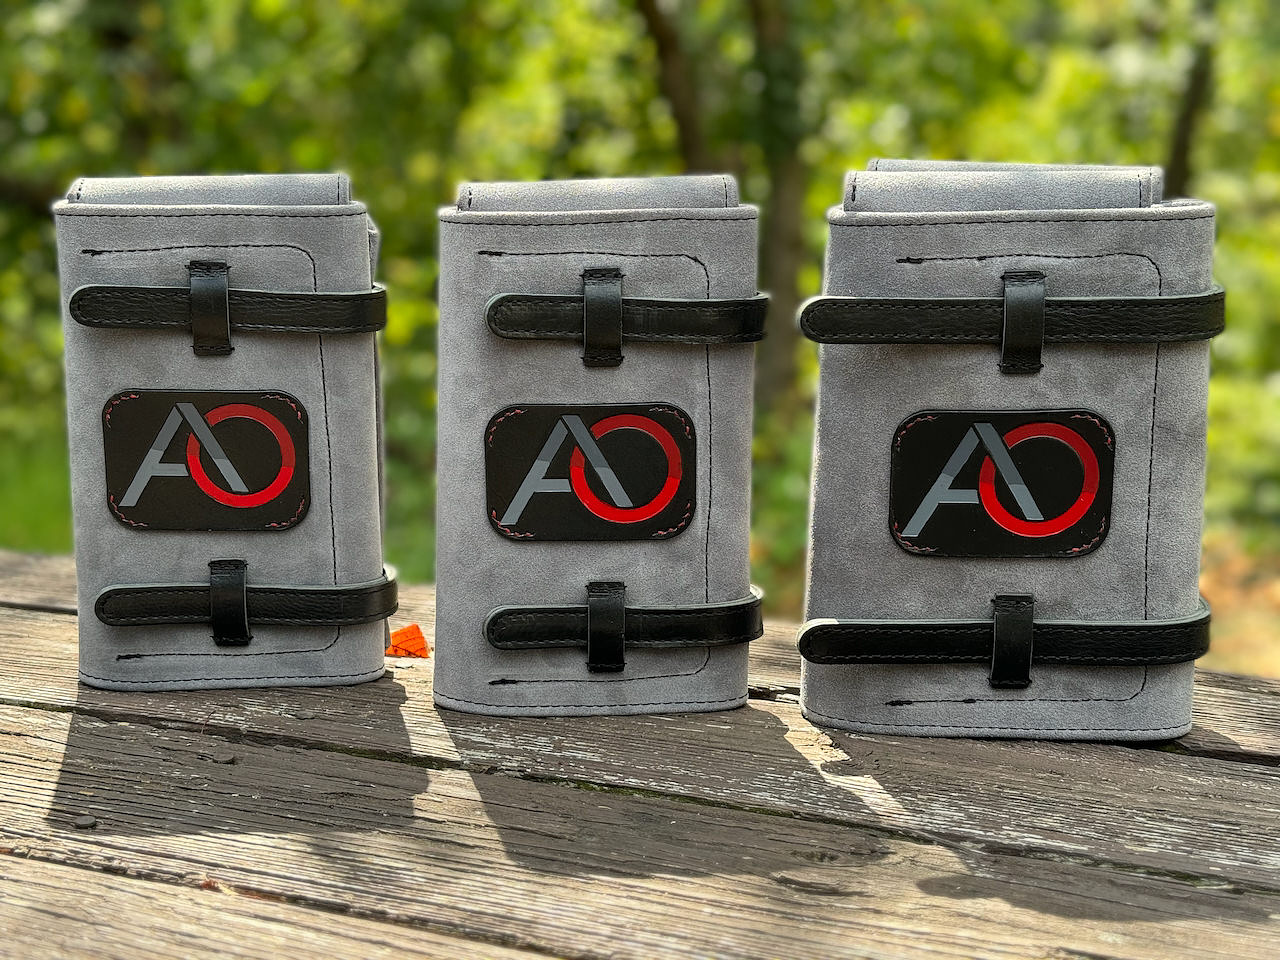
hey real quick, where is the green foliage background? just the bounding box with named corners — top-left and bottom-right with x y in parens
top-left (0, 0), bottom-right (1276, 626)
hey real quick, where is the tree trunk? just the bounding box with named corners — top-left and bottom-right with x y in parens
top-left (634, 0), bottom-right (715, 171)
top-left (748, 0), bottom-right (807, 424)
top-left (1165, 0), bottom-right (1217, 198)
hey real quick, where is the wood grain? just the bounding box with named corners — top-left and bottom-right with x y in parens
top-left (0, 854), bottom-right (550, 960)
top-left (2, 704), bottom-right (1275, 960)
top-left (1, 604), bottom-right (1277, 891)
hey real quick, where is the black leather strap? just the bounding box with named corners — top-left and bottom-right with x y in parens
top-left (208, 559), bottom-right (252, 646)
top-left (999, 271), bottom-right (1045, 374)
top-left (797, 598), bottom-right (1211, 675)
top-left (96, 569), bottom-right (398, 630)
top-left (70, 283), bottom-right (388, 336)
top-left (581, 267), bottom-right (624, 367)
top-left (486, 586), bottom-right (764, 654)
top-left (989, 594), bottom-right (1034, 688)
top-left (799, 286), bottom-right (1225, 345)
top-left (586, 581), bottom-right (626, 672)
top-left (189, 261), bottom-right (233, 356)
top-left (487, 292), bottom-right (769, 345)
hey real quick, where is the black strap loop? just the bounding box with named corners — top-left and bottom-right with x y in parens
top-left (70, 283), bottom-right (388, 336)
top-left (989, 594), bottom-right (1035, 688)
top-left (486, 586), bottom-right (764, 656)
top-left (208, 559), bottom-right (252, 647)
top-left (581, 267), bottom-right (625, 367)
top-left (797, 597), bottom-right (1211, 674)
top-left (189, 261), bottom-right (232, 356)
top-left (798, 286), bottom-right (1225, 345)
top-left (999, 271), bottom-right (1045, 374)
top-left (586, 581), bottom-right (627, 672)
top-left (95, 570), bottom-right (399, 630)
top-left (487, 292), bottom-right (769, 346)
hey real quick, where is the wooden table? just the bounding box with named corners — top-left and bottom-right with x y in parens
top-left (0, 549), bottom-right (1277, 959)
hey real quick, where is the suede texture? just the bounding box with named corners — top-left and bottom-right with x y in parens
top-left (801, 161), bottom-right (1214, 739)
top-left (55, 175), bottom-right (388, 690)
top-left (844, 169), bottom-right (1160, 212)
top-left (459, 174), bottom-right (737, 212)
top-left (435, 177), bottom-right (757, 716)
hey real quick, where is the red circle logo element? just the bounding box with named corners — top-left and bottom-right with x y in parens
top-left (977, 422), bottom-right (1099, 538)
top-left (186, 403), bottom-right (295, 508)
top-left (568, 414), bottom-right (683, 523)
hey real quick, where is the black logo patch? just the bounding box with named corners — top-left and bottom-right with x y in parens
top-left (103, 390), bottom-right (310, 531)
top-left (486, 404), bottom-right (696, 541)
top-left (890, 410), bottom-right (1114, 558)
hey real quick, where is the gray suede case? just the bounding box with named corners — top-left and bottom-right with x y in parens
top-left (800, 160), bottom-right (1217, 740)
top-left (435, 175), bottom-right (760, 716)
top-left (55, 173), bottom-right (391, 690)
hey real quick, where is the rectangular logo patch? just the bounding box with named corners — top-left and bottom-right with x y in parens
top-left (485, 404), bottom-right (696, 541)
top-left (890, 409), bottom-right (1114, 558)
top-left (103, 390), bottom-right (310, 531)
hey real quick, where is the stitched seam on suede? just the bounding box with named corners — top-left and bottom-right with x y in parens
top-left (1144, 342), bottom-right (1161, 617)
top-left (80, 244), bottom-right (320, 289)
top-left (803, 703), bottom-right (1188, 734)
top-left (832, 214), bottom-right (1213, 228)
top-left (57, 210), bottom-right (368, 219)
top-left (437, 690), bottom-right (746, 709)
top-left (488, 648), bottom-right (713, 684)
top-left (82, 667), bottom-right (382, 684)
top-left (478, 249), bottom-right (711, 283)
top-left (894, 251), bottom-right (1163, 292)
top-left (886, 667), bottom-right (1149, 706)
top-left (705, 343), bottom-right (712, 602)
top-left (444, 216), bottom-right (755, 227)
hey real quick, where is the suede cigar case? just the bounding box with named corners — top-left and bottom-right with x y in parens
top-left (799, 160), bottom-right (1221, 739)
top-left (55, 173), bottom-right (397, 690)
top-left (434, 175), bottom-right (765, 716)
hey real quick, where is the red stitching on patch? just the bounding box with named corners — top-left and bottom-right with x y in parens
top-left (261, 393), bottom-right (304, 422)
top-left (651, 500), bottom-right (694, 537)
top-left (103, 392), bottom-right (140, 427)
top-left (1070, 411), bottom-right (1114, 449)
top-left (490, 509), bottom-right (534, 538)
top-left (487, 408), bottom-right (526, 446)
top-left (265, 498), bottom-right (308, 529)
top-left (647, 405), bottom-right (694, 438)
top-left (894, 413), bottom-right (936, 450)
top-left (108, 494), bottom-right (148, 528)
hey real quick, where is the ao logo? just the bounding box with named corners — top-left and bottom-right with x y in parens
top-left (122, 401), bottom-right (298, 509)
top-left (902, 421), bottom-right (1101, 540)
top-left (500, 413), bottom-right (683, 525)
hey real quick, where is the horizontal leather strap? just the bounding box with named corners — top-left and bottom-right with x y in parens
top-left (797, 598), bottom-right (1210, 668)
top-left (96, 571), bottom-right (398, 628)
top-left (486, 586), bottom-right (764, 651)
top-left (799, 286), bottom-right (1224, 345)
top-left (70, 283), bottom-right (387, 335)
top-left (487, 292), bottom-right (768, 345)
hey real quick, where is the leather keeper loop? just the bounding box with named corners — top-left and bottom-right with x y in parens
top-left (989, 594), bottom-right (1035, 688)
top-left (581, 267), bottom-right (624, 367)
top-left (586, 581), bottom-right (626, 673)
top-left (1000, 271), bottom-right (1045, 374)
top-left (208, 559), bottom-right (252, 647)
top-left (189, 261), bottom-right (233, 357)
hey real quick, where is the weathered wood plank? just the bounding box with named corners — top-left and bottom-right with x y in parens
top-left (0, 853), bottom-right (549, 960)
top-left (0, 549), bottom-right (76, 615)
top-left (0, 549), bottom-right (1275, 764)
top-left (1, 605), bottom-right (1277, 893)
top-left (2, 704), bottom-right (1275, 960)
